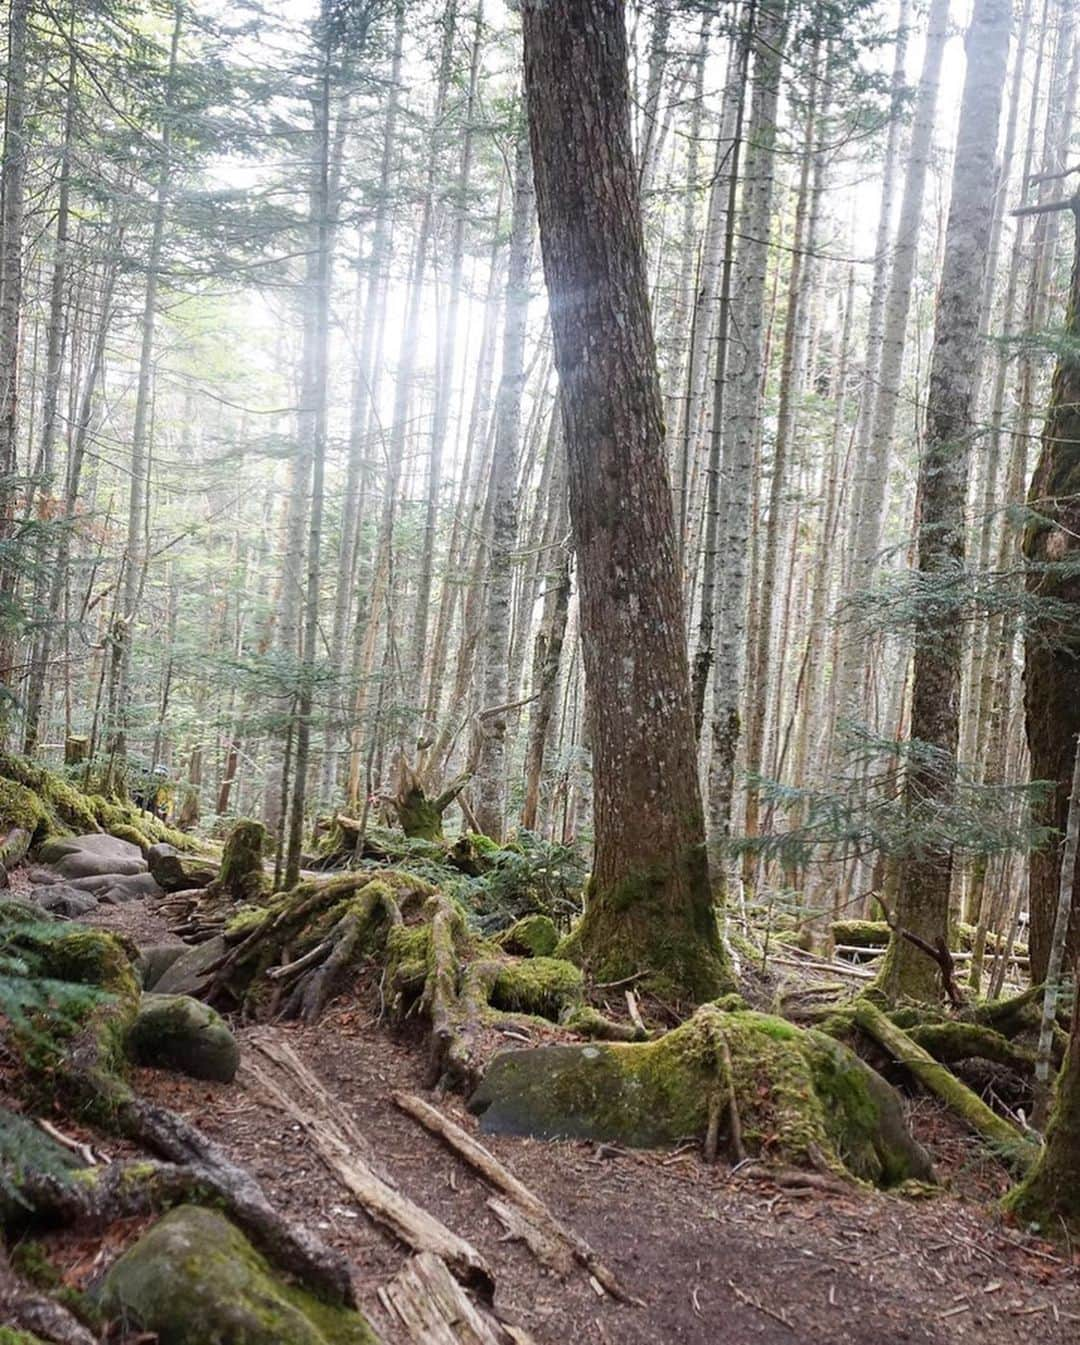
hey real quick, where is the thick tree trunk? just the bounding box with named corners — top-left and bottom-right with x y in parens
top-left (879, 0), bottom-right (1011, 1002)
top-left (521, 0), bottom-right (730, 1004)
top-left (1025, 206), bottom-right (1080, 986)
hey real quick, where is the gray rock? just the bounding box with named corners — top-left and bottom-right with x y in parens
top-left (68, 871), bottom-right (162, 903)
top-left (32, 884), bottom-right (99, 917)
top-left (136, 942), bottom-right (189, 990)
top-left (127, 993), bottom-right (239, 1082)
top-left (97, 1205), bottom-right (377, 1345)
top-left (41, 833), bottom-right (147, 880)
top-left (25, 866), bottom-right (61, 886)
top-left (152, 935), bottom-right (227, 998)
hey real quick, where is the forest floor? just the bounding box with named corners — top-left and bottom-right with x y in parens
top-left (12, 886), bottom-right (1080, 1345)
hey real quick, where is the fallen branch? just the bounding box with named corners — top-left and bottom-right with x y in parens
top-left (392, 1090), bottom-right (642, 1306)
top-left (384, 1252), bottom-right (535, 1345)
top-left (243, 1034), bottom-right (494, 1298)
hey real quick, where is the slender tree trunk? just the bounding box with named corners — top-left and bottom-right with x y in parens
top-left (284, 13), bottom-right (335, 889)
top-left (522, 0), bottom-right (731, 1003)
top-left (473, 127), bottom-right (534, 840)
top-left (879, 0), bottom-right (1011, 1002)
top-left (834, 0), bottom-right (950, 735)
top-left (0, 0), bottom-right (30, 698)
top-left (707, 0), bottom-right (788, 843)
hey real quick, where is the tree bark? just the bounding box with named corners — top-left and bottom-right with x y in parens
top-left (879, 0), bottom-right (1011, 1002)
top-left (521, 0), bottom-right (730, 1004)
top-left (473, 126), bottom-right (534, 840)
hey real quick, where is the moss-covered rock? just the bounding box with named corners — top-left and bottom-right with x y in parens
top-left (97, 1205), bottom-right (378, 1345)
top-left (830, 919), bottom-right (889, 950)
top-left (38, 834), bottom-right (147, 879)
top-left (127, 994), bottom-right (239, 1083)
top-left (0, 1329), bottom-right (50, 1344)
top-left (490, 956), bottom-right (583, 1020)
top-left (494, 914), bottom-right (559, 958)
top-left (469, 1006), bottom-right (933, 1187)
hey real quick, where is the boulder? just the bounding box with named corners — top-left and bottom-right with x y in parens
top-left (469, 1006), bottom-right (935, 1188)
top-left (39, 833), bottom-right (146, 880)
top-left (147, 842), bottom-right (218, 894)
top-left (31, 883), bottom-right (99, 918)
top-left (69, 872), bottom-right (163, 904)
top-left (127, 993), bottom-right (239, 1082)
top-left (97, 1205), bottom-right (377, 1345)
top-left (151, 935), bottom-right (227, 998)
top-left (25, 866), bottom-right (61, 886)
top-left (135, 942), bottom-right (189, 990)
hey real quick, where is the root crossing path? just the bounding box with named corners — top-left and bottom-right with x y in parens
top-left (65, 888), bottom-right (1080, 1343)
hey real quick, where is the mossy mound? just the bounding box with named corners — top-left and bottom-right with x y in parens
top-left (127, 993), bottom-right (239, 1082)
top-left (98, 1205), bottom-right (378, 1345)
top-left (470, 1005), bottom-right (934, 1188)
top-left (494, 913), bottom-right (559, 958)
top-left (0, 753), bottom-right (205, 854)
top-left (215, 818), bottom-right (268, 903)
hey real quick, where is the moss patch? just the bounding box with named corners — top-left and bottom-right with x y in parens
top-left (470, 1005), bottom-right (933, 1186)
top-left (98, 1205), bottom-right (377, 1345)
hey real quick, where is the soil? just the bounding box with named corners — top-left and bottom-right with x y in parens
top-left (13, 883), bottom-right (1080, 1344)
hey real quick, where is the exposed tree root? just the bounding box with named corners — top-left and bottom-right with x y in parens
top-left (0, 1242), bottom-right (96, 1345)
top-left (854, 1001), bottom-right (1037, 1172)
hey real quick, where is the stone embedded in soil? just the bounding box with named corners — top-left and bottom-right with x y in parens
top-left (38, 833), bottom-right (147, 880)
top-left (151, 934), bottom-right (227, 998)
top-left (135, 942), bottom-right (189, 990)
top-left (68, 871), bottom-right (163, 904)
top-left (30, 883), bottom-right (99, 917)
top-left (97, 1205), bottom-right (378, 1345)
top-left (127, 993), bottom-right (240, 1082)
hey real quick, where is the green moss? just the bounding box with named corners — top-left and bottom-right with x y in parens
top-left (490, 957), bottom-right (584, 1021)
top-left (830, 919), bottom-right (889, 950)
top-left (0, 1329), bottom-right (49, 1344)
top-left (225, 906), bottom-right (270, 939)
top-left (99, 1205), bottom-right (377, 1344)
top-left (472, 1006), bottom-right (934, 1186)
top-left (215, 819), bottom-right (268, 903)
top-left (0, 778), bottom-right (49, 839)
top-left (494, 914), bottom-right (559, 958)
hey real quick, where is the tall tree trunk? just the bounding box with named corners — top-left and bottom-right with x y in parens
top-left (23, 31), bottom-right (77, 753)
top-left (473, 126), bottom-right (534, 840)
top-left (112, 3), bottom-right (182, 764)
top-left (521, 0), bottom-right (731, 1004)
top-left (707, 0), bottom-right (787, 843)
top-left (1024, 203), bottom-right (1080, 986)
top-left (409, 0), bottom-right (482, 686)
top-left (879, 0), bottom-right (1011, 1002)
top-left (0, 0), bottom-right (29, 699)
top-left (834, 0), bottom-right (950, 735)
top-left (284, 10), bottom-right (336, 889)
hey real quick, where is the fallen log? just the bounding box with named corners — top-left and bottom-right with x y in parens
top-left (382, 1252), bottom-right (536, 1345)
top-left (242, 1033), bottom-right (494, 1298)
top-left (392, 1090), bottom-right (642, 1306)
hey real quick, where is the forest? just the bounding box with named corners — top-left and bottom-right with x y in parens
top-left (1, 0), bottom-right (1080, 1339)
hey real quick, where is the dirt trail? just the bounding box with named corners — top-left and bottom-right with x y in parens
top-left (53, 891), bottom-right (1080, 1343)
